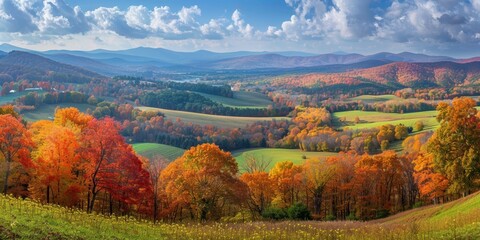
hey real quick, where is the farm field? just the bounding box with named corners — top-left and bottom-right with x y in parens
top-left (332, 110), bottom-right (439, 131)
top-left (347, 94), bottom-right (403, 103)
top-left (0, 89), bottom-right (44, 105)
top-left (1, 191), bottom-right (479, 239)
top-left (233, 148), bottom-right (338, 172)
top-left (138, 106), bottom-right (290, 128)
top-left (132, 143), bottom-right (185, 161)
top-left (21, 103), bottom-right (92, 122)
top-left (196, 91), bottom-right (273, 108)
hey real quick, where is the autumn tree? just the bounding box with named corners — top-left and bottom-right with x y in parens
top-left (80, 117), bottom-right (151, 213)
top-left (427, 97), bottom-right (480, 196)
top-left (413, 153), bottom-right (449, 204)
top-left (240, 171), bottom-right (274, 217)
top-left (0, 115), bottom-right (34, 195)
top-left (145, 156), bottom-right (168, 223)
top-left (161, 143), bottom-right (245, 221)
top-left (29, 122), bottom-right (82, 205)
top-left (269, 161), bottom-right (304, 208)
top-left (303, 158), bottom-right (335, 216)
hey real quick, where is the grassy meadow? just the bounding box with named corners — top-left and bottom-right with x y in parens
top-left (138, 106), bottom-right (290, 128)
top-left (233, 148), bottom-right (338, 172)
top-left (21, 103), bottom-right (92, 122)
top-left (132, 143), bottom-right (185, 161)
top-left (348, 94), bottom-right (402, 103)
top-left (332, 110), bottom-right (439, 131)
top-left (1, 191), bottom-right (480, 239)
top-left (196, 91), bottom-right (273, 108)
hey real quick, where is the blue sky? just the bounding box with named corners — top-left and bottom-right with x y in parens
top-left (1, 0), bottom-right (480, 57)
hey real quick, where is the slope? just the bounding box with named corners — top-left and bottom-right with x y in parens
top-left (1, 191), bottom-right (479, 239)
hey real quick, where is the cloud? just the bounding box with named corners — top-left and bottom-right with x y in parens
top-left (229, 9), bottom-right (254, 38)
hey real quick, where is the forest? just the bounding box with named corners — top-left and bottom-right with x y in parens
top-left (1, 97), bottom-right (479, 223)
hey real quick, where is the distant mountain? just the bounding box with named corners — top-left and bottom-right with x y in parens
top-left (201, 53), bottom-right (367, 69)
top-left (457, 57), bottom-right (480, 63)
top-left (0, 51), bottom-right (104, 82)
top-left (202, 52), bottom-right (459, 70)
top-left (42, 54), bottom-right (133, 76)
top-left (0, 51), bottom-right (6, 57)
top-left (0, 43), bottom-right (30, 52)
top-left (272, 61), bottom-right (480, 89)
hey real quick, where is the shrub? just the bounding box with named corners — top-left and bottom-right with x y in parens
top-left (346, 212), bottom-right (358, 221)
top-left (325, 214), bottom-right (337, 221)
top-left (375, 209), bottom-right (390, 219)
top-left (414, 121), bottom-right (424, 132)
top-left (262, 207), bottom-right (287, 220)
top-left (287, 203), bottom-right (311, 220)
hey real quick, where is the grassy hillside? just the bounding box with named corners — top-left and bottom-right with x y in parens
top-left (138, 106), bottom-right (290, 129)
top-left (1, 192), bottom-right (480, 239)
top-left (21, 103), bottom-right (92, 122)
top-left (196, 91), bottom-right (273, 108)
top-left (233, 148), bottom-right (337, 172)
top-left (132, 143), bottom-right (185, 161)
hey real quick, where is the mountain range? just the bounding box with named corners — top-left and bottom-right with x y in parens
top-left (1, 44), bottom-right (478, 76)
top-left (0, 43), bottom-right (480, 89)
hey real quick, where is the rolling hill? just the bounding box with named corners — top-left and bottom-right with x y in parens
top-left (272, 61), bottom-right (480, 89)
top-left (0, 51), bottom-right (105, 82)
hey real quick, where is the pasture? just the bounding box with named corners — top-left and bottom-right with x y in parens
top-left (348, 94), bottom-right (402, 103)
top-left (233, 148), bottom-right (338, 172)
top-left (21, 103), bottom-right (92, 122)
top-left (138, 106), bottom-right (290, 129)
top-left (196, 91), bottom-right (273, 108)
top-left (132, 143), bottom-right (185, 161)
top-left (333, 110), bottom-right (439, 131)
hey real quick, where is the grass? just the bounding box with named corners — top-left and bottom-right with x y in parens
top-left (132, 143), bottom-right (185, 161)
top-left (1, 191), bottom-right (480, 239)
top-left (0, 90), bottom-right (44, 105)
top-left (195, 91), bottom-right (273, 108)
top-left (348, 94), bottom-right (402, 103)
top-left (332, 110), bottom-right (440, 131)
top-left (138, 106), bottom-right (290, 129)
top-left (232, 148), bottom-right (338, 172)
top-left (21, 103), bottom-right (93, 123)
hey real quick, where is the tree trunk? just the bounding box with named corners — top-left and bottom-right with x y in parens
top-left (3, 160), bottom-right (11, 195)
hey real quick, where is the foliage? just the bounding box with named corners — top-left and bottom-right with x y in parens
top-left (287, 202), bottom-right (311, 220)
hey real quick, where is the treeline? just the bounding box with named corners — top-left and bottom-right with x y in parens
top-left (322, 99), bottom-right (437, 113)
top-left (139, 90), bottom-right (292, 117)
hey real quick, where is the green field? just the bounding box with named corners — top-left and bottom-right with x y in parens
top-left (21, 103), bottom-right (92, 122)
top-left (333, 110), bottom-right (439, 131)
top-left (348, 94), bottom-right (402, 103)
top-left (1, 190), bottom-right (479, 239)
top-left (196, 91), bottom-right (273, 108)
top-left (0, 90), bottom-right (44, 105)
top-left (233, 148), bottom-right (338, 172)
top-left (138, 106), bottom-right (290, 128)
top-left (132, 143), bottom-right (185, 161)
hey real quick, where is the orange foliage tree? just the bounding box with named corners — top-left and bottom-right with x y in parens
top-left (161, 143), bottom-right (245, 221)
top-left (0, 114), bottom-right (33, 195)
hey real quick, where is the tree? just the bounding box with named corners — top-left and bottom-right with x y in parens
top-left (269, 161), bottom-right (304, 208)
top-left (161, 143), bottom-right (245, 221)
top-left (29, 123), bottom-right (82, 205)
top-left (242, 153), bottom-right (272, 173)
top-left (394, 124), bottom-right (409, 140)
top-left (240, 171), bottom-right (274, 217)
top-left (80, 117), bottom-right (151, 213)
top-left (145, 156), bottom-right (168, 223)
top-left (0, 115), bottom-right (33, 195)
top-left (303, 158), bottom-right (334, 215)
top-left (413, 153), bottom-right (449, 203)
top-left (427, 97), bottom-right (480, 196)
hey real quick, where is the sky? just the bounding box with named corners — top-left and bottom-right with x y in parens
top-left (1, 0), bottom-right (480, 57)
